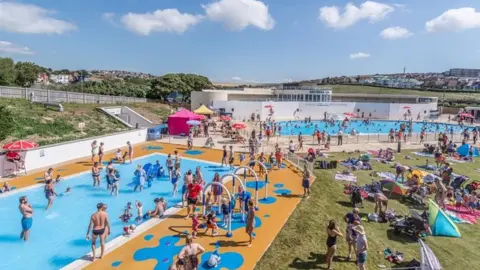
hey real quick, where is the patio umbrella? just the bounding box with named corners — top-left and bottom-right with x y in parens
top-left (186, 120), bottom-right (201, 126)
top-left (220, 115), bottom-right (231, 121)
top-left (383, 181), bottom-right (408, 197)
top-left (344, 112), bottom-right (357, 117)
top-left (3, 140), bottom-right (38, 151)
top-left (403, 106), bottom-right (411, 109)
top-left (264, 105), bottom-right (273, 109)
top-left (232, 123), bottom-right (247, 129)
top-left (459, 113), bottom-right (474, 118)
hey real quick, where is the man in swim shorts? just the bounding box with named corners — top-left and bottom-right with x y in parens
top-left (127, 141), bottom-right (133, 164)
top-left (86, 203), bottom-right (111, 261)
top-left (19, 196), bottom-right (33, 241)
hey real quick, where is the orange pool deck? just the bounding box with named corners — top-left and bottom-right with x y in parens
top-left (5, 142), bottom-right (307, 270)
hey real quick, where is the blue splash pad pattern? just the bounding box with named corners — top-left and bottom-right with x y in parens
top-left (185, 150), bottom-right (204, 155)
top-left (133, 235), bottom-right (183, 270)
top-left (246, 181), bottom-right (266, 189)
top-left (111, 261), bottom-right (122, 267)
top-left (265, 163), bottom-right (287, 169)
top-left (259, 197), bottom-right (276, 204)
top-left (200, 251), bottom-right (244, 269)
top-left (274, 188), bottom-right (292, 195)
top-left (143, 146), bottom-right (164, 151)
top-left (273, 183), bottom-right (284, 188)
top-left (144, 234), bottom-right (154, 241)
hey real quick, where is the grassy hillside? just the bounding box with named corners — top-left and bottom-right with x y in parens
top-left (0, 98), bottom-right (170, 146)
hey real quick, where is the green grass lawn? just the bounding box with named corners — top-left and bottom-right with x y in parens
top-left (326, 84), bottom-right (480, 102)
top-left (256, 149), bottom-right (479, 270)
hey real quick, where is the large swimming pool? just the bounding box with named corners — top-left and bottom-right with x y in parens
top-left (277, 120), bottom-right (471, 136)
top-left (0, 153), bottom-right (234, 270)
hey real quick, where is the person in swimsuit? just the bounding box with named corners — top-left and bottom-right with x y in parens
top-left (212, 173), bottom-right (222, 205)
top-left (86, 203), bottom-right (111, 261)
top-left (166, 154), bottom-right (174, 179)
top-left (147, 197), bottom-right (167, 218)
top-left (44, 168), bottom-right (54, 182)
top-left (174, 150), bottom-right (181, 170)
top-left (246, 199), bottom-right (256, 247)
top-left (92, 162), bottom-right (101, 187)
top-left (178, 235), bottom-right (205, 270)
top-left (126, 141), bottom-right (133, 164)
top-left (185, 178), bottom-right (201, 219)
top-left (171, 168), bottom-right (181, 196)
top-left (108, 169), bottom-right (120, 195)
top-left (19, 196), bottom-right (33, 241)
top-left (182, 170), bottom-right (193, 208)
top-left (134, 164), bottom-right (146, 192)
top-left (194, 166), bottom-right (204, 202)
top-left (91, 140), bottom-right (98, 162)
top-left (325, 219), bottom-right (343, 270)
top-left (374, 192), bottom-right (389, 214)
top-left (44, 180), bottom-right (57, 210)
top-left (221, 145), bottom-right (227, 167)
top-left (98, 142), bottom-right (105, 165)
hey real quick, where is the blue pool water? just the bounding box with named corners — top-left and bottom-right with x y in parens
top-left (0, 153), bottom-right (234, 270)
top-left (277, 120), bottom-right (470, 136)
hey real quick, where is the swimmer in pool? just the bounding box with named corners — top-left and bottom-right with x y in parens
top-left (171, 168), bottom-right (181, 196)
top-left (86, 203), bottom-right (111, 261)
top-left (44, 180), bottom-right (57, 210)
top-left (19, 196), bottom-right (33, 241)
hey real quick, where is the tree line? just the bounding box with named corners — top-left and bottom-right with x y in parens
top-left (0, 57), bottom-right (213, 101)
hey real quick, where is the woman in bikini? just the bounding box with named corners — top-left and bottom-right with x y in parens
top-left (246, 199), bottom-right (256, 247)
top-left (98, 142), bottom-right (105, 165)
top-left (325, 219), bottom-right (343, 270)
top-left (91, 140), bottom-right (98, 162)
top-left (194, 166), bottom-right (204, 202)
top-left (92, 162), bottom-right (101, 187)
top-left (44, 180), bottom-right (57, 210)
top-left (178, 235), bottom-right (205, 270)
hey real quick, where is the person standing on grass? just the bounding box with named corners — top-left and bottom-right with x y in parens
top-left (126, 141), bottom-right (133, 164)
top-left (91, 140), bottom-right (98, 162)
top-left (353, 225), bottom-right (368, 270)
top-left (246, 199), bottom-right (256, 248)
top-left (344, 208), bottom-right (361, 261)
top-left (302, 165), bottom-right (311, 198)
top-left (86, 203), bottom-right (111, 261)
top-left (325, 219), bottom-right (343, 270)
top-left (19, 196), bottom-right (33, 241)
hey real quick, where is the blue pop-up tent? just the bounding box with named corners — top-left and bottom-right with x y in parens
top-left (456, 144), bottom-right (479, 157)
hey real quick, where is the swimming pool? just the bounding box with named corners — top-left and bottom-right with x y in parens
top-left (276, 120), bottom-right (470, 136)
top-left (0, 153), bottom-right (234, 270)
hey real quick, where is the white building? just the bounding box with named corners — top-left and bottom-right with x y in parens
top-left (191, 86), bottom-right (438, 121)
top-left (50, 74), bottom-right (71, 84)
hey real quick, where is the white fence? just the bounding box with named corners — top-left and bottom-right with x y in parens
top-left (0, 86), bottom-right (147, 104)
top-left (1, 129), bottom-right (148, 177)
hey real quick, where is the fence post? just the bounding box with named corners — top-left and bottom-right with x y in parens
top-left (83, 93), bottom-right (86, 103)
top-left (23, 88), bottom-right (27, 99)
top-left (47, 89), bottom-right (50, 102)
top-left (66, 91), bottom-right (70, 103)
top-left (112, 95), bottom-right (115, 104)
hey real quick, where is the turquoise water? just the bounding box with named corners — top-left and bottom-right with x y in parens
top-left (0, 153), bottom-right (234, 270)
top-left (277, 120), bottom-right (470, 136)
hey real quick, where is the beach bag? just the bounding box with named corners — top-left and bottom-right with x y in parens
top-left (207, 251), bottom-right (221, 267)
top-left (330, 160), bottom-right (338, 169)
top-left (368, 213), bottom-right (378, 222)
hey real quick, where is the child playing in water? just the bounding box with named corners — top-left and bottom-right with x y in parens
top-left (135, 201), bottom-right (143, 222)
top-left (120, 208), bottom-right (132, 223)
top-left (123, 224), bottom-right (136, 236)
top-left (220, 198), bottom-right (230, 228)
top-left (205, 211), bottom-right (218, 236)
top-left (55, 175), bottom-right (63, 183)
top-left (191, 212), bottom-right (199, 238)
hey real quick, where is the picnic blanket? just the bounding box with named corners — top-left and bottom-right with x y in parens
top-left (367, 150), bottom-right (379, 156)
top-left (413, 152), bottom-right (466, 163)
top-left (445, 205), bottom-right (480, 224)
top-left (445, 210), bottom-right (475, 224)
top-left (335, 173), bottom-right (357, 182)
top-left (378, 172), bottom-right (397, 181)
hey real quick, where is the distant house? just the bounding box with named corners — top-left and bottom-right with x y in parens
top-left (50, 74), bottom-right (71, 84)
top-left (36, 73), bottom-right (50, 85)
top-left (447, 79), bottom-right (458, 89)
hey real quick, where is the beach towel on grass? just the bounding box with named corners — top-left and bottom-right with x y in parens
top-left (367, 150), bottom-right (379, 156)
top-left (445, 205), bottom-right (480, 224)
top-left (445, 210), bottom-right (475, 224)
top-left (335, 174), bottom-right (357, 182)
top-left (378, 172), bottom-right (397, 181)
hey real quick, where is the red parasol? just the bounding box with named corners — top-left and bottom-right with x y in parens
top-left (3, 140), bottom-right (38, 151)
top-left (264, 105), bottom-right (273, 109)
top-left (232, 123), bottom-right (247, 129)
top-left (220, 115), bottom-right (231, 121)
top-left (403, 106), bottom-right (411, 109)
top-left (459, 113), bottom-right (474, 118)
top-left (344, 112), bottom-right (357, 117)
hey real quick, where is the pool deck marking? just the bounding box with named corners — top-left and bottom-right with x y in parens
top-left (2, 142), bottom-right (305, 270)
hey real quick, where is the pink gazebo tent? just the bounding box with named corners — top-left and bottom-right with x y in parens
top-left (168, 109), bottom-right (204, 135)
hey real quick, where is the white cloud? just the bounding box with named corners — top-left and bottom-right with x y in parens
top-left (392, 4), bottom-right (406, 9)
top-left (121, 9), bottom-right (203, 35)
top-left (0, 41), bottom-right (34, 55)
top-left (102, 12), bottom-right (115, 23)
top-left (350, 52), bottom-right (370, 59)
top-left (319, 1), bottom-right (394, 29)
top-left (380, 26), bottom-right (412, 40)
top-left (0, 2), bottom-right (77, 34)
top-left (202, 0), bottom-right (275, 31)
top-left (426, 7), bottom-right (480, 33)
top-left (232, 76), bottom-right (242, 81)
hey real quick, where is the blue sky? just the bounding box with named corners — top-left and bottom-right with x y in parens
top-left (1, 0), bottom-right (480, 82)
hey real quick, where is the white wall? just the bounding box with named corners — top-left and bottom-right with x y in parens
top-left (19, 129), bottom-right (148, 174)
top-left (103, 107), bottom-right (122, 115)
top-left (214, 100), bottom-right (438, 121)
